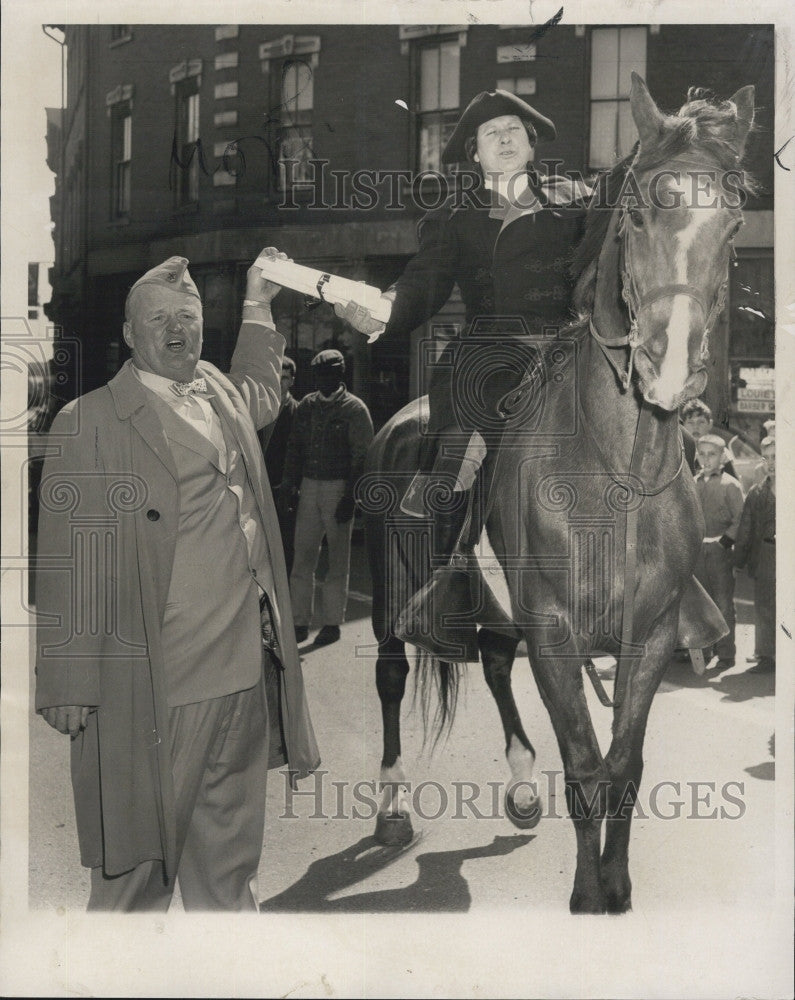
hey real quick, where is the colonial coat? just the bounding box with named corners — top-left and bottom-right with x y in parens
top-left (382, 168), bottom-right (589, 434)
top-left (35, 320), bottom-right (320, 877)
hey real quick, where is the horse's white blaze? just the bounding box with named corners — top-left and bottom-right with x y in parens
top-left (379, 758), bottom-right (410, 815)
top-left (655, 205), bottom-right (719, 405)
top-left (507, 734), bottom-right (537, 810)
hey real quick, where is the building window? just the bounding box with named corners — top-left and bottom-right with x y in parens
top-left (416, 39), bottom-right (460, 174)
top-left (275, 59), bottom-right (314, 191)
top-left (496, 76), bottom-right (536, 97)
top-left (175, 80), bottom-right (201, 206)
top-left (589, 26), bottom-right (646, 168)
top-left (110, 102), bottom-right (131, 217)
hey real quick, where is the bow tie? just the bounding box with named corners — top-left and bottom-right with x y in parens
top-left (170, 377), bottom-right (208, 397)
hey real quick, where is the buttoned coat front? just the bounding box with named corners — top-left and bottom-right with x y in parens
top-left (35, 321), bottom-right (320, 877)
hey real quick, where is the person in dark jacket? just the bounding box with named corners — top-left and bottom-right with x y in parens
top-left (259, 355), bottom-right (298, 573)
top-left (337, 89), bottom-right (589, 654)
top-left (734, 436), bottom-right (776, 673)
top-left (280, 349), bottom-right (374, 647)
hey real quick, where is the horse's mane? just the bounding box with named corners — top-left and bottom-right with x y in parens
top-left (570, 87), bottom-right (759, 299)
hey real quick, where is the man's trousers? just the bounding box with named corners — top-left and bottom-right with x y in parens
top-left (694, 541), bottom-right (737, 660)
top-left (289, 478), bottom-right (353, 628)
top-left (87, 677), bottom-right (269, 912)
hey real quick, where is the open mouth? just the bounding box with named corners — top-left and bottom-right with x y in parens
top-left (166, 338), bottom-right (187, 351)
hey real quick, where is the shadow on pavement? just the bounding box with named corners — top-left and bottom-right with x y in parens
top-left (658, 657), bottom-right (714, 692)
top-left (745, 761), bottom-right (775, 781)
top-left (711, 669), bottom-right (774, 703)
top-left (260, 833), bottom-right (534, 913)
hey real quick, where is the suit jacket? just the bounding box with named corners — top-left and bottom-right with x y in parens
top-left (35, 321), bottom-right (320, 877)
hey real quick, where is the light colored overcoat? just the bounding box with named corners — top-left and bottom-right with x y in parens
top-left (35, 321), bottom-right (320, 877)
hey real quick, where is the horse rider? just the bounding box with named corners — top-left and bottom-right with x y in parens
top-left (338, 89), bottom-right (589, 654)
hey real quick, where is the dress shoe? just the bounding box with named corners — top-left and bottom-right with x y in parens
top-left (714, 657), bottom-right (735, 672)
top-left (313, 625), bottom-right (340, 647)
top-left (294, 625), bottom-right (309, 643)
top-left (746, 656), bottom-right (775, 674)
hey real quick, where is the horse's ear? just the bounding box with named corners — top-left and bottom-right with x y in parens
top-left (728, 85), bottom-right (755, 157)
top-left (629, 72), bottom-right (666, 150)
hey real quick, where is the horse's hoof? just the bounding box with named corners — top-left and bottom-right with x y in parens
top-left (375, 810), bottom-right (415, 846)
top-left (505, 789), bottom-right (542, 830)
top-left (569, 892), bottom-right (607, 915)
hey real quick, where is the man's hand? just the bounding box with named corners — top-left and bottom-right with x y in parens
top-left (40, 705), bottom-right (91, 738)
top-left (335, 493), bottom-right (356, 524)
top-left (246, 248), bottom-right (292, 305)
top-left (334, 300), bottom-right (388, 341)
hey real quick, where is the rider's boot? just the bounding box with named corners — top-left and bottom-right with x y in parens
top-left (396, 478), bottom-right (481, 663)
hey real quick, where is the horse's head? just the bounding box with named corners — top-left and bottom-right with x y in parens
top-left (615, 74), bottom-right (755, 411)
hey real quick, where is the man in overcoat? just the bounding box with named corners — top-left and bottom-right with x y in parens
top-left (338, 90), bottom-right (589, 653)
top-left (35, 252), bottom-right (320, 911)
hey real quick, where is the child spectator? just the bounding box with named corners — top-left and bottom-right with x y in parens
top-left (680, 399), bottom-right (738, 478)
top-left (734, 436), bottom-right (776, 674)
top-left (693, 434), bottom-right (745, 670)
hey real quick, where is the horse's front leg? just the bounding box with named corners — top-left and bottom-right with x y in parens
top-left (530, 647), bottom-right (610, 913)
top-left (374, 635), bottom-right (413, 845)
top-left (601, 609), bottom-right (678, 913)
top-left (479, 627), bottom-right (541, 828)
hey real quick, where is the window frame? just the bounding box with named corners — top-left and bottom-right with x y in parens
top-left (174, 78), bottom-right (201, 208)
top-left (412, 36), bottom-right (461, 178)
top-left (267, 55), bottom-right (316, 195)
top-left (110, 100), bottom-right (132, 219)
top-left (587, 25), bottom-right (647, 170)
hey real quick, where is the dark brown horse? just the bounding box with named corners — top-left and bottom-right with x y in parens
top-left (358, 75), bottom-right (755, 913)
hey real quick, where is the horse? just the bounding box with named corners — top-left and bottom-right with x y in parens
top-left (357, 74), bottom-right (755, 913)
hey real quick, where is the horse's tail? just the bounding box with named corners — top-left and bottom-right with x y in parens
top-left (414, 650), bottom-right (465, 748)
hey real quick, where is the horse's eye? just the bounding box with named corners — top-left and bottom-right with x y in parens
top-left (628, 209), bottom-right (644, 228)
top-left (728, 219), bottom-right (744, 241)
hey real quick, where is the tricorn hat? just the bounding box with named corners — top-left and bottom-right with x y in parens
top-left (126, 256), bottom-right (201, 308)
top-left (442, 89), bottom-right (556, 165)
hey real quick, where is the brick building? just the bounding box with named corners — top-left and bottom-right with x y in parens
top-left (45, 22), bottom-right (774, 434)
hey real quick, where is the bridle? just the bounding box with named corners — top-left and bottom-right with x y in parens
top-left (589, 195), bottom-right (733, 392)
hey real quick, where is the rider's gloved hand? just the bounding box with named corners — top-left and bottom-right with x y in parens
top-left (334, 299), bottom-right (389, 342)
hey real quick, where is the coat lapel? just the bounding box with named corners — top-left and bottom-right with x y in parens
top-left (108, 362), bottom-right (178, 483)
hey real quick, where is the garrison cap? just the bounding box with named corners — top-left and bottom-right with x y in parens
top-left (442, 89), bottom-right (557, 164)
top-left (311, 348), bottom-right (345, 369)
top-left (696, 434), bottom-right (727, 451)
top-left (126, 256), bottom-right (201, 308)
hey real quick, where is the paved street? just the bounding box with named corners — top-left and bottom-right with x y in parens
top-left (28, 532), bottom-right (777, 919)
